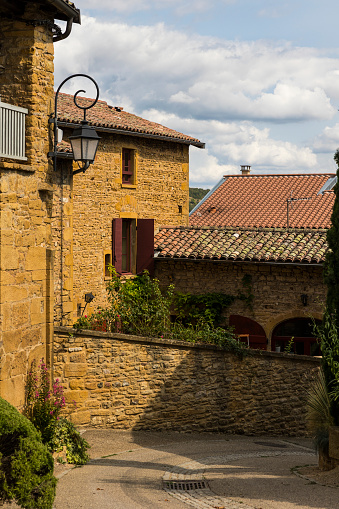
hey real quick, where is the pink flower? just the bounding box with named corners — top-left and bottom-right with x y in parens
top-left (84, 315), bottom-right (87, 318)
top-left (49, 411), bottom-right (53, 415)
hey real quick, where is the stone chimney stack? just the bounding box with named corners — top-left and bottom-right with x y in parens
top-left (240, 165), bottom-right (251, 175)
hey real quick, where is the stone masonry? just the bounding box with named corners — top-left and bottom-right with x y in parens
top-left (155, 259), bottom-right (325, 347)
top-left (54, 327), bottom-right (320, 435)
top-left (0, 6), bottom-right (55, 407)
top-left (53, 130), bottom-right (190, 324)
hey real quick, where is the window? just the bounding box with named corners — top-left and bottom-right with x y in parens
top-left (0, 99), bottom-right (28, 161)
top-left (112, 218), bottom-right (154, 275)
top-left (104, 253), bottom-right (111, 277)
top-left (121, 148), bottom-right (136, 185)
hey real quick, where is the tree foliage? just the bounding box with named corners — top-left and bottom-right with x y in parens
top-left (324, 149), bottom-right (339, 317)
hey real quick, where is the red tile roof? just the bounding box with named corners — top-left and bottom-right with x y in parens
top-left (56, 93), bottom-right (204, 147)
top-left (155, 227), bottom-right (327, 264)
top-left (189, 174), bottom-right (336, 229)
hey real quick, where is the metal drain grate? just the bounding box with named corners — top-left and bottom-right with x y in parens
top-left (163, 480), bottom-right (208, 491)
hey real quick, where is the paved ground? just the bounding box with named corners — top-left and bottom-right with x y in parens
top-left (53, 430), bottom-right (338, 509)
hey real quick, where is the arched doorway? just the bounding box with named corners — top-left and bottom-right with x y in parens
top-left (271, 317), bottom-right (321, 356)
top-left (229, 315), bottom-right (267, 350)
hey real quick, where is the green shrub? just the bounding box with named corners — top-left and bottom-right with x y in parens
top-left (73, 268), bottom-right (247, 357)
top-left (0, 397), bottom-right (56, 509)
top-left (46, 418), bottom-right (90, 465)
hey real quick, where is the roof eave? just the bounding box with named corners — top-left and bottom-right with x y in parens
top-left (57, 121), bottom-right (205, 148)
top-left (46, 0), bottom-right (81, 23)
top-left (154, 256), bottom-right (323, 266)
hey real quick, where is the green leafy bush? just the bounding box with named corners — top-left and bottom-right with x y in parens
top-left (46, 419), bottom-right (90, 465)
top-left (0, 397), bottom-right (56, 509)
top-left (73, 268), bottom-right (247, 356)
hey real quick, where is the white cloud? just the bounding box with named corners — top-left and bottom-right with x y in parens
top-left (78, 0), bottom-right (236, 14)
top-left (54, 15), bottom-right (339, 186)
top-left (313, 124), bottom-right (339, 153)
top-left (55, 17), bottom-right (339, 124)
top-left (141, 109), bottom-right (318, 185)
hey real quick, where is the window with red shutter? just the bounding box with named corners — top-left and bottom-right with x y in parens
top-left (137, 219), bottom-right (154, 275)
top-left (122, 148), bottom-right (134, 185)
top-left (112, 218), bottom-right (154, 275)
top-left (112, 218), bottom-right (137, 274)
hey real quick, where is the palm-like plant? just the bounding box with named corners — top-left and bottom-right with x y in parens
top-left (306, 368), bottom-right (334, 454)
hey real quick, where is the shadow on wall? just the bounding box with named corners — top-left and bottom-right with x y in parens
top-left (127, 344), bottom-right (318, 436)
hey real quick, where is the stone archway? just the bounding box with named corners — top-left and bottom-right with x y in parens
top-left (271, 317), bottom-right (322, 356)
top-left (229, 315), bottom-right (267, 350)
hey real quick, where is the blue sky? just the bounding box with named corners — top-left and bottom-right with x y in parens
top-left (55, 0), bottom-right (339, 187)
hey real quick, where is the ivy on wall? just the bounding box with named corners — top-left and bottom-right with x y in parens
top-left (173, 274), bottom-right (254, 327)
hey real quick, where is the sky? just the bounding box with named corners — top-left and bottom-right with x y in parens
top-left (55, 0), bottom-right (339, 188)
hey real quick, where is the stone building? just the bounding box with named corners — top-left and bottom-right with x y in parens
top-left (155, 170), bottom-right (336, 354)
top-left (53, 94), bottom-right (204, 324)
top-left (0, 0), bottom-right (80, 407)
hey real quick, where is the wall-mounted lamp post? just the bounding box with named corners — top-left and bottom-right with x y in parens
top-left (49, 73), bottom-right (101, 175)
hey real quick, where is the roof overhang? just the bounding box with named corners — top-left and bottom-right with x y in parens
top-left (154, 256), bottom-right (323, 267)
top-left (45, 0), bottom-right (80, 24)
top-left (57, 121), bottom-right (205, 148)
top-left (0, 0), bottom-right (80, 24)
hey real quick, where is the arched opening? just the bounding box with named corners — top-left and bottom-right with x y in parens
top-left (271, 317), bottom-right (321, 356)
top-left (229, 315), bottom-right (267, 350)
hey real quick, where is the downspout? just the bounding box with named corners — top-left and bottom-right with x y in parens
top-left (53, 17), bottom-right (74, 42)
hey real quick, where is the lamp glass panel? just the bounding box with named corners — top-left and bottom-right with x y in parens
top-left (70, 138), bottom-right (82, 161)
top-left (82, 138), bottom-right (97, 161)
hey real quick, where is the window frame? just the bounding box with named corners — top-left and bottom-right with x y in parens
top-left (112, 218), bottom-right (154, 275)
top-left (121, 147), bottom-right (137, 187)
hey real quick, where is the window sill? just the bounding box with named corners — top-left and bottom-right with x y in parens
top-left (122, 184), bottom-right (137, 189)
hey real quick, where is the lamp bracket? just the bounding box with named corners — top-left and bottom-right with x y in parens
top-left (51, 74), bottom-right (100, 173)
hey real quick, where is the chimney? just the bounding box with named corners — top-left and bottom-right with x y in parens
top-left (240, 165), bottom-right (251, 175)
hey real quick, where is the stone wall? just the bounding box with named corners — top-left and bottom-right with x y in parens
top-left (53, 130), bottom-right (190, 324)
top-left (54, 327), bottom-right (320, 435)
top-left (155, 259), bottom-right (325, 345)
top-left (0, 5), bottom-right (55, 407)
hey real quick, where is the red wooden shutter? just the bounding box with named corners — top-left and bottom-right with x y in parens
top-left (136, 219), bottom-right (154, 275)
top-left (112, 218), bottom-right (123, 274)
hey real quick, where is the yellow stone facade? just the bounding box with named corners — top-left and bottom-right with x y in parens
top-left (0, 5), bottom-right (57, 407)
top-left (53, 130), bottom-right (191, 324)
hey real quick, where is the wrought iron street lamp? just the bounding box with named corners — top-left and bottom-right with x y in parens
top-left (49, 73), bottom-right (100, 174)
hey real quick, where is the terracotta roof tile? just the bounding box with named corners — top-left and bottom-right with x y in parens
top-left (189, 174), bottom-right (336, 229)
top-left (155, 227), bottom-right (328, 264)
top-left (56, 93), bottom-right (204, 147)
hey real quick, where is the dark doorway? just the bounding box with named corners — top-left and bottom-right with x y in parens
top-left (271, 317), bottom-right (321, 356)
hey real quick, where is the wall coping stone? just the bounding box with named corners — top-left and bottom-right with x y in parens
top-left (54, 326), bottom-right (321, 364)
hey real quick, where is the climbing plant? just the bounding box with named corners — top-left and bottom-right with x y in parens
top-left (73, 268), bottom-right (251, 357)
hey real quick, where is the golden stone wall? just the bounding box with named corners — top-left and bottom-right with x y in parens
top-left (154, 259), bottom-right (325, 346)
top-left (53, 131), bottom-right (190, 324)
top-left (54, 327), bottom-right (320, 434)
top-left (0, 7), bottom-right (55, 407)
